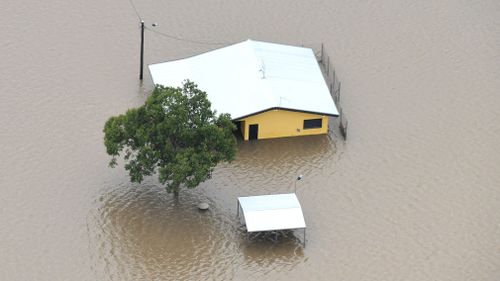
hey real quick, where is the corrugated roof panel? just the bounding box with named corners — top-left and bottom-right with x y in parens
top-left (238, 193), bottom-right (306, 232)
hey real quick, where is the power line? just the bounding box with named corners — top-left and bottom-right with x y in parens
top-left (125, 0), bottom-right (232, 46)
top-left (126, 0), bottom-right (141, 21)
top-left (146, 27), bottom-right (233, 46)
top-left (126, 0), bottom-right (235, 79)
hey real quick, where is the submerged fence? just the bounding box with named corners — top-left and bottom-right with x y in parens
top-left (307, 43), bottom-right (348, 140)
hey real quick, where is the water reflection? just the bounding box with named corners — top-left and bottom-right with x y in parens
top-left (92, 183), bottom-right (239, 280)
top-left (235, 134), bottom-right (335, 168)
top-left (240, 231), bottom-right (305, 266)
top-left (220, 134), bottom-right (338, 196)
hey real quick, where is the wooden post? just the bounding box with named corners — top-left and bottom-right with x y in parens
top-left (139, 21), bottom-right (145, 80)
top-left (338, 82), bottom-right (341, 103)
top-left (344, 120), bottom-right (348, 139)
top-left (339, 107), bottom-right (347, 140)
top-left (236, 201), bottom-right (240, 218)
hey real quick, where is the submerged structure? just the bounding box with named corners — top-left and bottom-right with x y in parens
top-left (237, 193), bottom-right (306, 246)
top-left (149, 39), bottom-right (338, 140)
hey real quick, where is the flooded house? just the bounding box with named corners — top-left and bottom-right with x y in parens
top-left (149, 39), bottom-right (338, 140)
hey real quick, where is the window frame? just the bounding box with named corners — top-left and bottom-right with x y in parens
top-left (303, 118), bottom-right (323, 130)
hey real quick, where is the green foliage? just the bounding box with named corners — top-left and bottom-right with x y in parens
top-left (103, 80), bottom-right (237, 194)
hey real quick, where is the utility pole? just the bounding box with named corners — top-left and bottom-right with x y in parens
top-left (139, 21), bottom-right (145, 80)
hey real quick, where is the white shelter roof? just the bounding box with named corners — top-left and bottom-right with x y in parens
top-left (238, 193), bottom-right (306, 232)
top-left (149, 40), bottom-right (338, 120)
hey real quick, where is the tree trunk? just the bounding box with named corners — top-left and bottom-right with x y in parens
top-left (173, 185), bottom-right (180, 197)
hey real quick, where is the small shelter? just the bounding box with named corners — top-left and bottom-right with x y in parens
top-left (237, 193), bottom-right (306, 246)
top-left (149, 39), bottom-right (338, 140)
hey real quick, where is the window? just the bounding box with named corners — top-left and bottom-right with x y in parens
top-left (303, 118), bottom-right (322, 129)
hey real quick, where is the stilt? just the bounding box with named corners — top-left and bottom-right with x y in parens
top-left (236, 201), bottom-right (240, 218)
top-left (320, 43), bottom-right (324, 63)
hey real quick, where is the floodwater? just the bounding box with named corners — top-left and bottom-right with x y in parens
top-left (1, 0), bottom-right (499, 280)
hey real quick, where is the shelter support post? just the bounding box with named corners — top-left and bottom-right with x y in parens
top-left (327, 56), bottom-right (330, 76)
top-left (321, 43), bottom-right (324, 63)
top-left (236, 201), bottom-right (240, 218)
top-left (304, 228), bottom-right (306, 247)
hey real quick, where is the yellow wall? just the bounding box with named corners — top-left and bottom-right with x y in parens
top-left (238, 109), bottom-right (329, 140)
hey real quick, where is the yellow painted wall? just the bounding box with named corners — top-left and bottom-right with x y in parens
top-left (238, 109), bottom-right (329, 140)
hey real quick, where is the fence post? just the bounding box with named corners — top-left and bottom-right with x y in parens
top-left (338, 82), bottom-right (341, 103)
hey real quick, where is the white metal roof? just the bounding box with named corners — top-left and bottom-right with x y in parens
top-left (148, 40), bottom-right (339, 120)
top-left (238, 193), bottom-right (306, 232)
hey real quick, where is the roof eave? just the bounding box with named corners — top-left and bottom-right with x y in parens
top-left (233, 107), bottom-right (339, 121)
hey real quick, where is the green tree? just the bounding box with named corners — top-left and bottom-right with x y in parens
top-left (103, 80), bottom-right (237, 195)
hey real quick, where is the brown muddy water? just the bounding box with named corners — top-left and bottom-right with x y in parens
top-left (1, 1), bottom-right (500, 280)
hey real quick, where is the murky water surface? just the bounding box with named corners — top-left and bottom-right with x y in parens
top-left (1, 1), bottom-right (499, 280)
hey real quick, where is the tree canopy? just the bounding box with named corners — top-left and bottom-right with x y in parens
top-left (103, 81), bottom-right (237, 194)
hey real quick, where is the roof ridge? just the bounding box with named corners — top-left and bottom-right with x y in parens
top-left (245, 40), bottom-right (282, 108)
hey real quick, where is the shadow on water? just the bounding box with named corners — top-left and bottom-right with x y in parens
top-left (89, 178), bottom-right (308, 280)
